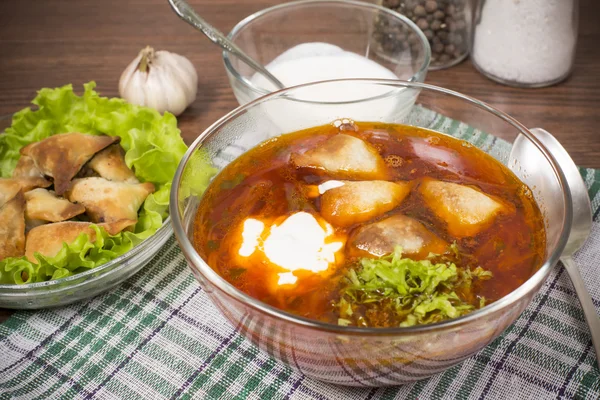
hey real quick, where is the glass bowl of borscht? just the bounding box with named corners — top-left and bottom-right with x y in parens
top-left (170, 79), bottom-right (571, 386)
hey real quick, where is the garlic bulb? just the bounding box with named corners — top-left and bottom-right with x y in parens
top-left (119, 46), bottom-right (198, 116)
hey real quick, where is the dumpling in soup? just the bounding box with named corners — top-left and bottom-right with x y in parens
top-left (419, 178), bottom-right (511, 237)
top-left (348, 214), bottom-right (448, 259)
top-left (319, 180), bottom-right (411, 227)
top-left (291, 134), bottom-right (387, 180)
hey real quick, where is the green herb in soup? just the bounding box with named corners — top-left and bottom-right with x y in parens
top-left (337, 246), bottom-right (493, 328)
top-left (193, 121), bottom-right (546, 328)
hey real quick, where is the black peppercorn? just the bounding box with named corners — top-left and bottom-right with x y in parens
top-left (375, 0), bottom-right (470, 69)
top-left (451, 34), bottom-right (463, 46)
top-left (455, 19), bottom-right (467, 31)
top-left (425, 0), bottom-right (437, 13)
top-left (414, 5), bottom-right (427, 17)
top-left (432, 42), bottom-right (444, 53)
top-left (417, 18), bottom-right (429, 30)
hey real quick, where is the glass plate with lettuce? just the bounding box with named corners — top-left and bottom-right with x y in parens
top-left (0, 82), bottom-right (214, 309)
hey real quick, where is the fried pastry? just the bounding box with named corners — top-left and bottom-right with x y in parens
top-left (12, 155), bottom-right (52, 189)
top-left (20, 133), bottom-right (119, 195)
top-left (65, 177), bottom-right (155, 223)
top-left (87, 144), bottom-right (138, 183)
top-left (24, 188), bottom-right (85, 222)
top-left (25, 219), bottom-right (136, 261)
top-left (0, 182), bottom-right (26, 260)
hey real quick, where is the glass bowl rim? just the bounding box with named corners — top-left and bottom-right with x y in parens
top-left (170, 78), bottom-right (573, 335)
top-left (222, 0), bottom-right (432, 101)
top-left (0, 113), bottom-right (174, 294)
top-left (0, 218), bottom-right (173, 293)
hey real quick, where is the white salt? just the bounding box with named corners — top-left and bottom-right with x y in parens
top-left (472, 0), bottom-right (577, 85)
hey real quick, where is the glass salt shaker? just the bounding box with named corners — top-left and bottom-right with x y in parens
top-left (379, 0), bottom-right (473, 70)
top-left (470, 0), bottom-right (579, 88)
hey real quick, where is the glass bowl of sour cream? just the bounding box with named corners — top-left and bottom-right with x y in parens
top-left (223, 0), bottom-right (431, 108)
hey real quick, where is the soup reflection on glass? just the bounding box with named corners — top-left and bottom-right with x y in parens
top-left (193, 121), bottom-right (546, 329)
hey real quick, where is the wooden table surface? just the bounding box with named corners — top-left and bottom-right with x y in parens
top-left (0, 0), bottom-right (599, 321)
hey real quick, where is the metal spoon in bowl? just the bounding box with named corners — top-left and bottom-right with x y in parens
top-left (168, 0), bottom-right (285, 90)
top-left (510, 127), bottom-right (598, 365)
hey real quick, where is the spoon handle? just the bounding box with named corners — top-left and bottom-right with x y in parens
top-left (168, 0), bottom-right (285, 89)
top-left (562, 256), bottom-right (600, 365)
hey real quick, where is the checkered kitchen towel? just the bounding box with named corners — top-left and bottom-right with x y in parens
top-left (1, 118), bottom-right (600, 399)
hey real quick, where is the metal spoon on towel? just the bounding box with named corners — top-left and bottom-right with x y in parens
top-left (510, 127), bottom-right (598, 366)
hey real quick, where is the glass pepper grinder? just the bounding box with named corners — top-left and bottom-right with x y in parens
top-left (379, 0), bottom-right (472, 70)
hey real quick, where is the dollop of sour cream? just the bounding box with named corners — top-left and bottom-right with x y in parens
top-left (317, 180), bottom-right (345, 194)
top-left (238, 212), bottom-right (344, 286)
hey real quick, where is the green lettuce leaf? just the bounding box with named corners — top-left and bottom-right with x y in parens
top-left (0, 82), bottom-right (214, 284)
top-left (337, 247), bottom-right (492, 328)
